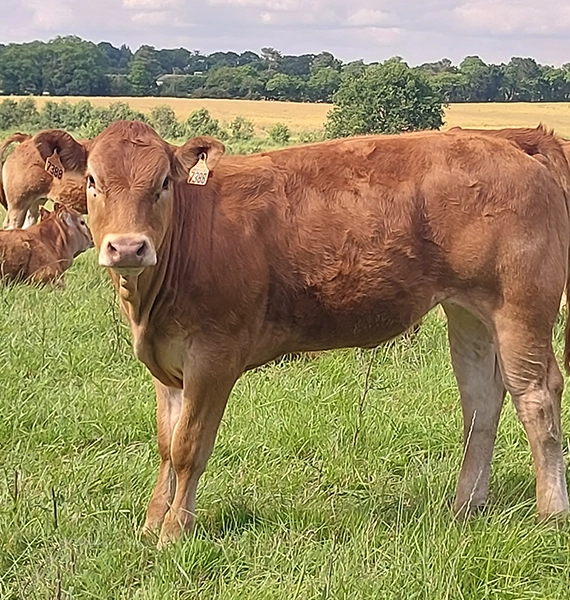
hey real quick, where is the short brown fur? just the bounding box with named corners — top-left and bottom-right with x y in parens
top-left (0, 203), bottom-right (93, 285)
top-left (0, 130), bottom-right (88, 229)
top-left (36, 122), bottom-right (570, 545)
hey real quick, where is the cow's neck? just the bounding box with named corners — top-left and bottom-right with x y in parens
top-left (38, 218), bottom-right (73, 270)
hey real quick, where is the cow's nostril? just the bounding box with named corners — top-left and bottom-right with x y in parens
top-left (136, 241), bottom-right (146, 257)
top-left (108, 242), bottom-right (118, 255)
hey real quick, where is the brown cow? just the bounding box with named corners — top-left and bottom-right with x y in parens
top-left (0, 202), bottom-right (93, 286)
top-left (34, 122), bottom-right (570, 547)
top-left (0, 131), bottom-right (88, 230)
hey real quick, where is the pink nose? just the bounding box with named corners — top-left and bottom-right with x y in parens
top-left (99, 235), bottom-right (157, 269)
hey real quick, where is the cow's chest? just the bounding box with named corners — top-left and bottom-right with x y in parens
top-left (131, 323), bottom-right (186, 389)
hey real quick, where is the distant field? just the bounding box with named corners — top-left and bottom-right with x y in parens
top-left (8, 96), bottom-right (570, 136)
top-left (8, 96), bottom-right (331, 133)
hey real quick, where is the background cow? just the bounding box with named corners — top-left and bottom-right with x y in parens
top-left (0, 202), bottom-right (92, 286)
top-left (0, 131), bottom-right (88, 230)
top-left (33, 122), bottom-right (570, 547)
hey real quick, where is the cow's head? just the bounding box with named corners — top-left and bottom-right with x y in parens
top-left (42, 202), bottom-right (94, 257)
top-left (34, 122), bottom-right (225, 277)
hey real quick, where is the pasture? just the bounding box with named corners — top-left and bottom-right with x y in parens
top-left (1, 251), bottom-right (570, 597)
top-left (2, 110), bottom-right (570, 598)
top-left (9, 96), bottom-right (570, 136)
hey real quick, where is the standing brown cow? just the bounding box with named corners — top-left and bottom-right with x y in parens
top-left (34, 123), bottom-right (570, 547)
top-left (0, 202), bottom-right (93, 285)
top-left (0, 131), bottom-right (88, 229)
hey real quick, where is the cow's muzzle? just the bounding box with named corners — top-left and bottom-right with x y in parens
top-left (99, 234), bottom-right (157, 273)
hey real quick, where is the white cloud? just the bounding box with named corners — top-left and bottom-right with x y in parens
top-left (209, 0), bottom-right (302, 10)
top-left (123, 0), bottom-right (179, 8)
top-left (348, 9), bottom-right (391, 27)
top-left (454, 1), bottom-right (570, 35)
top-left (23, 0), bottom-right (74, 29)
top-left (131, 10), bottom-right (172, 26)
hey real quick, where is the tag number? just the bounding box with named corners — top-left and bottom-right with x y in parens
top-left (46, 159), bottom-right (63, 180)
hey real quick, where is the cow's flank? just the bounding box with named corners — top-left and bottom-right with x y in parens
top-left (34, 122), bottom-right (570, 546)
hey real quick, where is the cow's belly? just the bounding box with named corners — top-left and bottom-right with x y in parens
top-left (248, 285), bottom-right (443, 367)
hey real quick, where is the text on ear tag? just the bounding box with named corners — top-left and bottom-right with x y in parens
top-left (45, 150), bottom-right (64, 180)
top-left (187, 155), bottom-right (209, 186)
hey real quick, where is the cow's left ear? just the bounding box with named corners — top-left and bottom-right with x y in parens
top-left (171, 136), bottom-right (225, 183)
top-left (34, 130), bottom-right (87, 175)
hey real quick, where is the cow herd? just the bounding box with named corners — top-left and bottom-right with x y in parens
top-left (0, 132), bottom-right (92, 284)
top-left (2, 121), bottom-right (570, 547)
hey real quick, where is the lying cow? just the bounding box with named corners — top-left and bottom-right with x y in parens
top-left (0, 202), bottom-right (92, 285)
top-left (34, 122), bottom-right (570, 546)
top-left (0, 131), bottom-right (88, 229)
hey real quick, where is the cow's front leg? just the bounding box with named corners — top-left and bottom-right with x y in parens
top-left (23, 203), bottom-right (40, 229)
top-left (158, 353), bottom-right (239, 547)
top-left (142, 379), bottom-right (182, 537)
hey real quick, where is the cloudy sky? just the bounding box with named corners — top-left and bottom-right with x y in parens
top-left (1, 0), bottom-right (570, 66)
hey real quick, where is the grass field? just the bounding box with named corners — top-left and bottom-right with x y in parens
top-left (9, 96), bottom-right (570, 136)
top-left (1, 250), bottom-right (570, 598)
top-left (2, 104), bottom-right (570, 597)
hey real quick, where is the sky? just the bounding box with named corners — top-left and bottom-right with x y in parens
top-left (1, 0), bottom-right (570, 67)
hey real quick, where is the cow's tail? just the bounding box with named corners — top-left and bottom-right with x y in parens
top-left (0, 132), bottom-right (32, 208)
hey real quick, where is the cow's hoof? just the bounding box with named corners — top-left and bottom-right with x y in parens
top-left (157, 509), bottom-right (194, 548)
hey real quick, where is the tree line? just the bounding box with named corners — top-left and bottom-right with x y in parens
top-left (1, 36), bottom-right (570, 103)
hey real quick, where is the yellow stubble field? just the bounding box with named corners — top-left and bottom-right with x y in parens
top-left (9, 96), bottom-right (570, 136)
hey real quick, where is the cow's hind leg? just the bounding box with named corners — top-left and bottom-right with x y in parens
top-left (493, 310), bottom-right (568, 520)
top-left (444, 302), bottom-right (506, 518)
top-left (142, 379), bottom-right (182, 537)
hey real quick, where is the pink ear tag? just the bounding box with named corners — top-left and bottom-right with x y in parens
top-left (187, 153), bottom-right (209, 185)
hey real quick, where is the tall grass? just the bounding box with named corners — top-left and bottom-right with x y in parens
top-left (0, 248), bottom-right (569, 598)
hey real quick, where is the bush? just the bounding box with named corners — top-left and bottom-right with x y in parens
top-left (0, 99), bottom-right (24, 130)
top-left (229, 116), bottom-right (255, 141)
top-left (149, 105), bottom-right (182, 139)
top-left (184, 108), bottom-right (227, 139)
top-left (298, 129), bottom-right (325, 144)
top-left (268, 122), bottom-right (291, 145)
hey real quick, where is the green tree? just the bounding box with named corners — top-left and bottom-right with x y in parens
top-left (306, 67), bottom-right (341, 102)
top-left (265, 73), bottom-right (305, 101)
top-left (129, 45), bottom-right (162, 96)
top-left (43, 36), bottom-right (109, 95)
top-left (0, 41), bottom-right (46, 94)
top-left (326, 58), bottom-right (444, 138)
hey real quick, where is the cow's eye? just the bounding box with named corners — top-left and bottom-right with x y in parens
top-left (162, 176), bottom-right (170, 190)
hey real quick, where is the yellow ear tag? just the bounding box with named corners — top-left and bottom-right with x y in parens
top-left (44, 149), bottom-right (64, 180)
top-left (187, 154), bottom-right (209, 186)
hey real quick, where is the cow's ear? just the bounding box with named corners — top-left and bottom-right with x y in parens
top-left (34, 130), bottom-right (87, 174)
top-left (171, 136), bottom-right (225, 182)
top-left (39, 206), bottom-right (50, 221)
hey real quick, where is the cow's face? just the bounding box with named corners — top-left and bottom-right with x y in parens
top-left (34, 122), bottom-right (225, 277)
top-left (52, 203), bottom-right (94, 257)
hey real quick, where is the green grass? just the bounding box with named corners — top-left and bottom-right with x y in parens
top-left (0, 252), bottom-right (569, 599)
